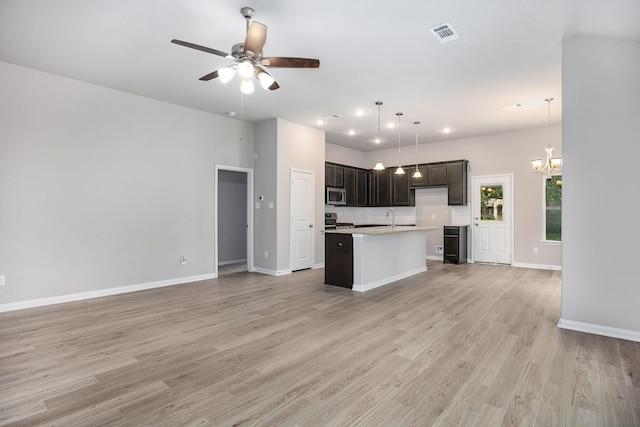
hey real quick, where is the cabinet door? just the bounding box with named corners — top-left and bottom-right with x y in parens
top-left (427, 163), bottom-right (447, 186)
top-left (325, 163), bottom-right (336, 187)
top-left (374, 169), bottom-right (392, 206)
top-left (335, 166), bottom-right (344, 188)
top-left (324, 234), bottom-right (353, 288)
top-left (409, 165), bottom-right (428, 187)
top-left (343, 167), bottom-right (356, 206)
top-left (392, 169), bottom-right (411, 206)
top-left (367, 171), bottom-right (376, 206)
top-left (446, 161), bottom-right (468, 205)
top-left (356, 169), bottom-right (368, 206)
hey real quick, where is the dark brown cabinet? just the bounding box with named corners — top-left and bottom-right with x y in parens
top-left (325, 233), bottom-right (353, 288)
top-left (325, 163), bottom-right (344, 188)
top-left (356, 169), bottom-right (369, 206)
top-left (343, 167), bottom-right (356, 205)
top-left (446, 160), bottom-right (468, 206)
top-left (392, 170), bottom-right (411, 206)
top-left (374, 169), bottom-right (392, 206)
top-left (409, 165), bottom-right (428, 187)
top-left (444, 226), bottom-right (467, 264)
top-left (427, 163), bottom-right (447, 187)
top-left (325, 159), bottom-right (467, 207)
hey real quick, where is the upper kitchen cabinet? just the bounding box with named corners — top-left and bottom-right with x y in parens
top-left (409, 165), bottom-right (428, 188)
top-left (356, 169), bottom-right (369, 206)
top-left (374, 169), bottom-right (392, 206)
top-left (392, 169), bottom-right (412, 206)
top-left (446, 160), bottom-right (468, 205)
top-left (427, 163), bottom-right (447, 187)
top-left (325, 163), bottom-right (344, 188)
top-left (343, 167), bottom-right (356, 206)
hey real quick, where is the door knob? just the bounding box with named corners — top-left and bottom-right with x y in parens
top-left (309, 224), bottom-right (314, 228)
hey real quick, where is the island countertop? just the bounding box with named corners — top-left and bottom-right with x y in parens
top-left (324, 225), bottom-right (437, 235)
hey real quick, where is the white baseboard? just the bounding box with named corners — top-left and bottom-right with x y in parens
top-left (558, 318), bottom-right (640, 343)
top-left (352, 266), bottom-right (427, 292)
top-left (252, 267), bottom-right (292, 276)
top-left (426, 255), bottom-right (444, 261)
top-left (218, 258), bottom-right (247, 266)
top-left (0, 273), bottom-right (217, 313)
top-left (313, 263), bottom-right (325, 269)
top-left (511, 262), bottom-right (562, 271)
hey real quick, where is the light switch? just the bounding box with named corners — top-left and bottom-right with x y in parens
top-left (255, 202), bottom-right (261, 209)
top-left (268, 202), bottom-right (274, 209)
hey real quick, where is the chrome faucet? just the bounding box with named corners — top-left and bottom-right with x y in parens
top-left (386, 207), bottom-right (395, 228)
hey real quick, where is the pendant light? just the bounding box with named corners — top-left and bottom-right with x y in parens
top-left (395, 112), bottom-right (405, 175)
top-left (412, 121), bottom-right (422, 178)
top-left (530, 98), bottom-right (562, 179)
top-left (373, 101), bottom-right (386, 170)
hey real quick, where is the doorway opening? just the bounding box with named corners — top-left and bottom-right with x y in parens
top-left (215, 165), bottom-right (254, 276)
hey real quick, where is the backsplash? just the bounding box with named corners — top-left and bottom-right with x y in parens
top-left (325, 205), bottom-right (416, 226)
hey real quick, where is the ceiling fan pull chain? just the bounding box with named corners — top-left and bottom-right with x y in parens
top-left (239, 91), bottom-right (244, 142)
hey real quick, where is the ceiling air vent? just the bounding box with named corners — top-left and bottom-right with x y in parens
top-left (430, 23), bottom-right (460, 43)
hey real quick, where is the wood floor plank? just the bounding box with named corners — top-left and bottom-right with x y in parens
top-left (0, 261), bottom-right (638, 426)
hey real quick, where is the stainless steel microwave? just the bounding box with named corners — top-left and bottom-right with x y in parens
top-left (326, 187), bottom-right (346, 205)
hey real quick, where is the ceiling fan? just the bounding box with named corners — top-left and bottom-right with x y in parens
top-left (171, 7), bottom-right (320, 93)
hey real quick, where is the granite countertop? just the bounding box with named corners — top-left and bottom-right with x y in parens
top-left (325, 225), bottom-right (437, 235)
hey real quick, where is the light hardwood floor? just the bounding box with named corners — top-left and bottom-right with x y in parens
top-left (1, 261), bottom-right (639, 426)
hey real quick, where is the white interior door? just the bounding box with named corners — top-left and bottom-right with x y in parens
top-left (472, 175), bottom-right (512, 264)
top-left (290, 169), bottom-right (314, 271)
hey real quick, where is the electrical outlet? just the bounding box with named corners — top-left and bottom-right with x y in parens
top-left (0, 275), bottom-right (4, 286)
top-left (180, 256), bottom-right (187, 265)
top-left (264, 251), bottom-right (268, 258)
top-left (533, 247), bottom-right (538, 254)
top-left (436, 245), bottom-right (444, 254)
top-left (431, 214), bottom-right (436, 220)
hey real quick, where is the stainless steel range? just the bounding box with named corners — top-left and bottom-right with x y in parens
top-left (324, 213), bottom-right (354, 230)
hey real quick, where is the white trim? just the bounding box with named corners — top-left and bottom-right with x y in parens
top-left (252, 267), bottom-right (292, 276)
top-left (426, 255), bottom-right (444, 261)
top-left (215, 165), bottom-right (255, 275)
top-left (313, 263), bottom-right (325, 269)
top-left (0, 273), bottom-right (217, 313)
top-left (218, 258), bottom-right (247, 266)
top-left (512, 262), bottom-right (562, 271)
top-left (539, 240), bottom-right (562, 246)
top-left (558, 318), bottom-right (640, 343)
top-left (352, 266), bottom-right (427, 292)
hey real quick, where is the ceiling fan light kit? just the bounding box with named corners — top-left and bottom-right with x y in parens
top-left (171, 6), bottom-right (319, 93)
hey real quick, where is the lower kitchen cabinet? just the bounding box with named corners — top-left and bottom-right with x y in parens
top-left (325, 233), bottom-right (353, 288)
top-left (444, 226), bottom-right (467, 264)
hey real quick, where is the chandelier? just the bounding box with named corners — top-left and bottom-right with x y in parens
top-left (531, 98), bottom-right (562, 179)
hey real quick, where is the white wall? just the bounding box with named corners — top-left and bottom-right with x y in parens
top-left (560, 36), bottom-right (640, 338)
top-left (328, 126), bottom-right (563, 268)
top-left (0, 61), bottom-right (255, 306)
top-left (276, 119), bottom-right (325, 272)
top-left (254, 118), bottom-right (325, 274)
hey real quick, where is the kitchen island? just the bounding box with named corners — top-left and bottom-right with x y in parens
top-left (324, 226), bottom-right (437, 292)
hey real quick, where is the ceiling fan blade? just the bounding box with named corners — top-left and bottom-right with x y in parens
top-left (244, 22), bottom-right (267, 58)
top-left (199, 70), bottom-right (219, 81)
top-left (262, 57), bottom-right (320, 68)
top-left (171, 39), bottom-right (229, 57)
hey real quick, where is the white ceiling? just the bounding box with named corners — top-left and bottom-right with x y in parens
top-left (1, 0), bottom-right (639, 151)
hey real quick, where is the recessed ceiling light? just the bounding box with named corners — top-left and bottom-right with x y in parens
top-left (387, 122), bottom-right (395, 129)
top-left (374, 137), bottom-right (381, 144)
top-left (316, 119), bottom-right (324, 125)
top-left (348, 130), bottom-right (355, 136)
top-left (442, 127), bottom-right (451, 134)
top-left (502, 103), bottom-right (522, 110)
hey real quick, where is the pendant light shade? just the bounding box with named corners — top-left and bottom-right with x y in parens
top-left (412, 121), bottom-right (422, 178)
top-left (395, 112), bottom-right (405, 175)
top-left (373, 101), bottom-right (386, 170)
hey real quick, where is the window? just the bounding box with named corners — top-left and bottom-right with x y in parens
top-left (480, 185), bottom-right (503, 221)
top-left (545, 176), bottom-right (562, 241)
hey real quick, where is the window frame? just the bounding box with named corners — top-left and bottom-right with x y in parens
top-left (540, 174), bottom-right (562, 245)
